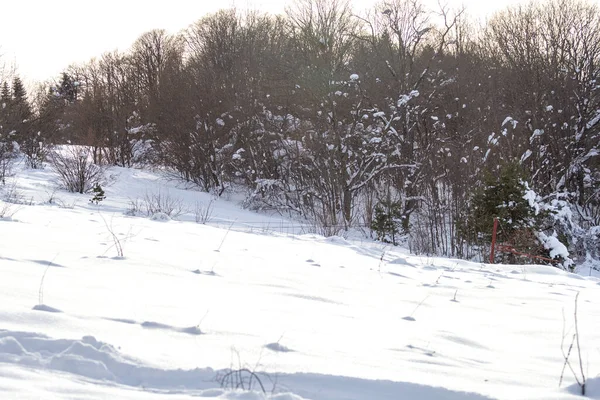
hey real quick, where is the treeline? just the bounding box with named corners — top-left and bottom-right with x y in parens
top-left (1, 0), bottom-right (599, 268)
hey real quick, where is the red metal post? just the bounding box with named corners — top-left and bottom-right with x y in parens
top-left (490, 217), bottom-right (498, 264)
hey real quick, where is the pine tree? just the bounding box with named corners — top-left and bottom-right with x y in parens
top-left (371, 200), bottom-right (403, 245)
top-left (8, 76), bottom-right (36, 162)
top-left (58, 72), bottom-right (78, 103)
top-left (35, 86), bottom-right (62, 142)
top-left (11, 76), bottom-right (31, 121)
top-left (90, 184), bottom-right (106, 204)
top-left (0, 82), bottom-right (11, 126)
top-left (0, 82), bottom-right (10, 106)
top-left (0, 76), bottom-right (33, 142)
top-left (0, 82), bottom-right (15, 183)
top-left (11, 77), bottom-right (26, 103)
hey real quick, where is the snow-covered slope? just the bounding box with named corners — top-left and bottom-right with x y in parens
top-left (1, 163), bottom-right (599, 399)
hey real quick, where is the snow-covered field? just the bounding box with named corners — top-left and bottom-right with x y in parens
top-left (1, 162), bottom-right (599, 399)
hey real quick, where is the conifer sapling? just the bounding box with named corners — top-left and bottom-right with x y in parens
top-left (90, 184), bottom-right (106, 205)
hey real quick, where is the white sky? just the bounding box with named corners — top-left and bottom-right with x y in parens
top-left (0, 0), bottom-right (530, 85)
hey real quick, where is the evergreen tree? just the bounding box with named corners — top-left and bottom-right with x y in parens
top-left (34, 84), bottom-right (66, 145)
top-left (8, 76), bottom-right (33, 157)
top-left (11, 77), bottom-right (27, 104)
top-left (371, 200), bottom-right (403, 245)
top-left (58, 72), bottom-right (78, 103)
top-left (90, 184), bottom-right (106, 204)
top-left (0, 82), bottom-right (15, 183)
top-left (0, 76), bottom-right (33, 144)
top-left (0, 82), bottom-right (10, 132)
top-left (11, 76), bottom-right (31, 120)
top-left (0, 82), bottom-right (10, 106)
top-left (463, 163), bottom-right (547, 261)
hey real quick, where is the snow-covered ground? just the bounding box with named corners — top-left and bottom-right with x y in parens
top-left (1, 162), bottom-right (599, 399)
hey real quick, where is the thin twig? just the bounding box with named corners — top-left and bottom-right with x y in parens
top-left (215, 219), bottom-right (236, 252)
top-left (99, 212), bottom-right (124, 257)
top-left (38, 255), bottom-right (59, 305)
top-left (574, 292), bottom-right (586, 395)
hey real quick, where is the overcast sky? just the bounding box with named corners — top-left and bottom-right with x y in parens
top-left (0, 0), bottom-right (530, 85)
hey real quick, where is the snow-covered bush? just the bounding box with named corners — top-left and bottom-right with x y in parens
top-left (526, 192), bottom-right (599, 271)
top-left (141, 190), bottom-right (185, 219)
top-left (1, 180), bottom-right (29, 205)
top-left (150, 212), bottom-right (170, 222)
top-left (243, 179), bottom-right (293, 212)
top-left (0, 181), bottom-right (23, 219)
top-left (126, 192), bottom-right (185, 219)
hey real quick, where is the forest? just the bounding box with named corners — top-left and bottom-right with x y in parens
top-left (0, 0), bottom-right (598, 269)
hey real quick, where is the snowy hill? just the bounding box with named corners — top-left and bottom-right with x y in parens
top-left (1, 163), bottom-right (599, 399)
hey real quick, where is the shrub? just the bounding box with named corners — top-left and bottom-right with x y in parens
top-left (195, 199), bottom-right (214, 224)
top-left (130, 190), bottom-right (187, 219)
top-left (22, 133), bottom-right (51, 169)
top-left (50, 147), bottom-right (105, 194)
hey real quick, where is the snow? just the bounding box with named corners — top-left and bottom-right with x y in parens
top-left (520, 149), bottom-right (533, 163)
top-left (586, 110), bottom-right (600, 129)
top-left (523, 187), bottom-right (540, 215)
top-left (397, 90), bottom-right (419, 107)
top-left (0, 160), bottom-right (599, 399)
top-left (233, 148), bottom-right (246, 160)
top-left (530, 129), bottom-right (544, 143)
top-left (501, 117), bottom-right (518, 129)
top-left (483, 148), bottom-right (491, 162)
top-left (567, 376), bottom-right (600, 398)
top-left (537, 231), bottom-right (573, 267)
